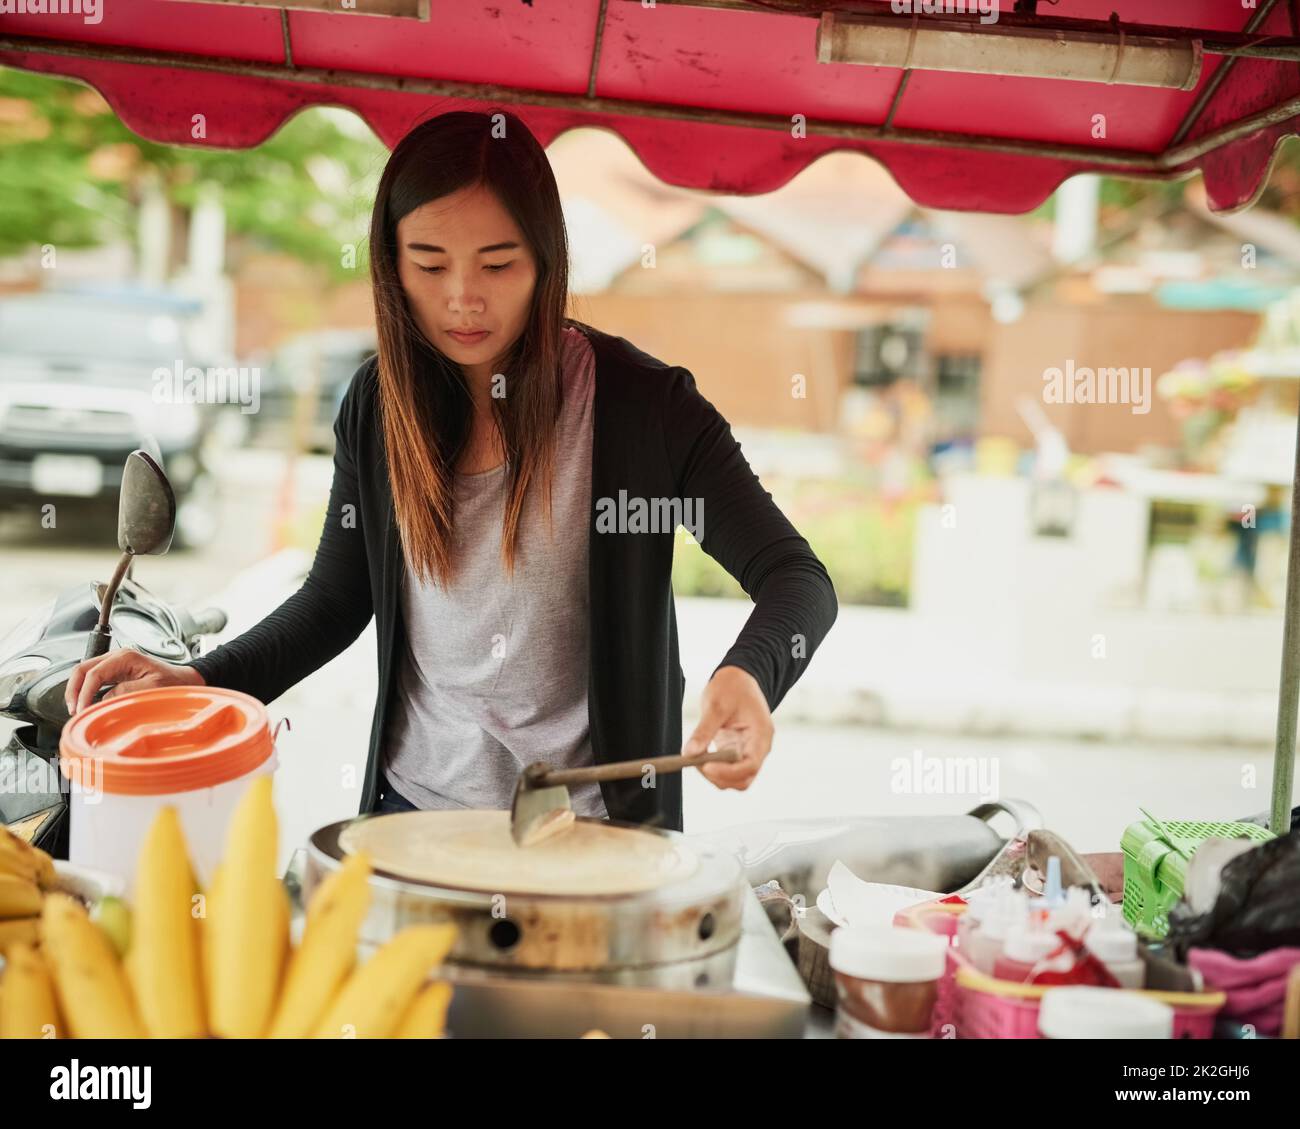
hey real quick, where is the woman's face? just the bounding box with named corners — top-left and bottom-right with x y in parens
top-left (395, 183), bottom-right (539, 378)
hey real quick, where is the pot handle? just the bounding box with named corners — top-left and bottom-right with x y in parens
top-left (967, 798), bottom-right (1042, 840)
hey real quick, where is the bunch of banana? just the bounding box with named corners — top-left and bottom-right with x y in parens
top-left (206, 775), bottom-right (286, 1038)
top-left (311, 924), bottom-right (456, 1038)
top-left (0, 828), bottom-right (57, 956)
top-left (127, 807), bottom-right (205, 1037)
top-left (0, 942), bottom-right (58, 1039)
top-left (267, 850), bottom-right (371, 1037)
top-left (202, 775), bottom-right (457, 1038)
top-left (0, 776), bottom-right (457, 1039)
top-left (41, 892), bottom-right (143, 1038)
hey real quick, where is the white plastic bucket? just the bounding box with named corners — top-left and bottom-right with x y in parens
top-left (60, 686), bottom-right (279, 891)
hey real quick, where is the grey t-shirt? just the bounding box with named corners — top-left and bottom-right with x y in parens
top-left (381, 325), bottom-right (608, 818)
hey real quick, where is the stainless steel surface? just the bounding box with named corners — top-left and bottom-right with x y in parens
top-left (441, 887), bottom-right (810, 1038)
top-left (688, 802), bottom-right (1040, 904)
top-left (297, 816), bottom-right (813, 1037)
top-left (304, 814), bottom-right (746, 974)
top-left (300, 805), bottom-right (1035, 1038)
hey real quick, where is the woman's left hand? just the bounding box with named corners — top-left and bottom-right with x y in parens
top-left (682, 665), bottom-right (773, 790)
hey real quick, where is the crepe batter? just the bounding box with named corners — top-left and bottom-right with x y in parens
top-left (338, 810), bottom-right (699, 896)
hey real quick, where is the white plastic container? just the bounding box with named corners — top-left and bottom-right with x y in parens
top-left (59, 685), bottom-right (277, 890)
top-left (1039, 987), bottom-right (1174, 1038)
top-left (829, 925), bottom-right (950, 1039)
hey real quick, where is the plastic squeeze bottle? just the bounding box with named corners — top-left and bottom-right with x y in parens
top-left (956, 876), bottom-right (1014, 953)
top-left (1084, 919), bottom-right (1145, 989)
top-left (969, 890), bottom-right (1026, 975)
top-left (993, 925), bottom-right (1076, 984)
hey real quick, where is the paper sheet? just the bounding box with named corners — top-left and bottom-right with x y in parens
top-left (818, 859), bottom-right (945, 927)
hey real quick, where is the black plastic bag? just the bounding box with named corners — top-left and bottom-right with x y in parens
top-left (1167, 828), bottom-right (1300, 959)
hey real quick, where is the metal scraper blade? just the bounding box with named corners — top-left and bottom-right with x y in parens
top-left (510, 762), bottom-right (577, 847)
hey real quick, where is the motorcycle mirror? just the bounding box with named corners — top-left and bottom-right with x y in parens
top-left (117, 450), bottom-right (176, 557)
top-left (82, 451), bottom-right (177, 662)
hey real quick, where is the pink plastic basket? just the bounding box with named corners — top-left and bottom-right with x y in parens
top-left (944, 948), bottom-right (1225, 1039)
top-left (896, 897), bottom-right (1225, 1038)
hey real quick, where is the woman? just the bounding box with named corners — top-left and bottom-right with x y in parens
top-left (65, 110), bottom-right (838, 831)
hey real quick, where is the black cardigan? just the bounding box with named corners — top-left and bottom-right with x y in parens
top-left (190, 321), bottom-right (838, 830)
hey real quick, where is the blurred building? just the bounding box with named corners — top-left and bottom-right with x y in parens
top-left (551, 128), bottom-right (1298, 459)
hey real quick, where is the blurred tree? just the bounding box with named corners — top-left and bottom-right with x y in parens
top-left (0, 68), bottom-right (385, 279)
top-left (1029, 137), bottom-right (1300, 226)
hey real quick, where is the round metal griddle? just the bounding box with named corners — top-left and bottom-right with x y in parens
top-left (305, 812), bottom-right (745, 976)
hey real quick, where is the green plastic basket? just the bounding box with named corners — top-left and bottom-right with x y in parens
top-left (1121, 818), bottom-right (1274, 938)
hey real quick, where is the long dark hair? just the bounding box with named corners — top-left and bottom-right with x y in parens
top-left (368, 109), bottom-right (571, 587)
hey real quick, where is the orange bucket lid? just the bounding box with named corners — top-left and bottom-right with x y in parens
top-left (60, 686), bottom-right (273, 796)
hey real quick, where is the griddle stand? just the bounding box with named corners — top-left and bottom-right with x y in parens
top-left (439, 885), bottom-right (811, 1038)
top-left (283, 846), bottom-right (811, 1039)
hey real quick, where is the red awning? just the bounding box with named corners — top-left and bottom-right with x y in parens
top-left (1, 0), bottom-right (1298, 214)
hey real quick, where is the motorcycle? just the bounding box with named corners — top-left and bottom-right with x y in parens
top-left (0, 450), bottom-right (227, 857)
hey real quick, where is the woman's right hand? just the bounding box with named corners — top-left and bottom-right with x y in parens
top-left (65, 649), bottom-right (207, 716)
